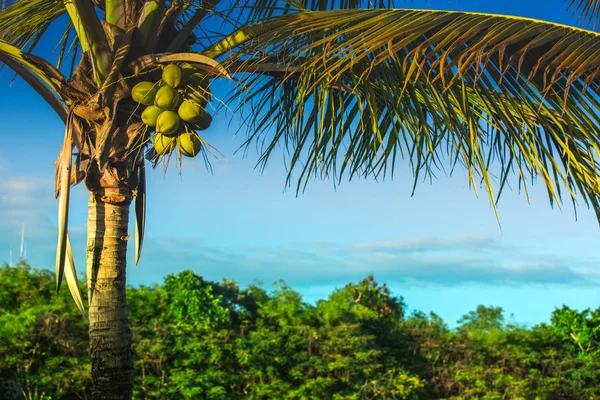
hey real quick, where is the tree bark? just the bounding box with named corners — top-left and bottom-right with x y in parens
top-left (86, 177), bottom-right (134, 399)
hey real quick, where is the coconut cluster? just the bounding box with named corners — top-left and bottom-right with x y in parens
top-left (131, 63), bottom-right (213, 158)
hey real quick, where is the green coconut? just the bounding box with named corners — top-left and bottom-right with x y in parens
top-left (178, 100), bottom-right (204, 122)
top-left (180, 64), bottom-right (196, 84)
top-left (154, 85), bottom-right (179, 110)
top-left (132, 81), bottom-right (158, 105)
top-left (141, 105), bottom-right (164, 127)
top-left (187, 89), bottom-right (209, 108)
top-left (191, 110), bottom-right (212, 131)
top-left (178, 132), bottom-right (202, 157)
top-left (185, 73), bottom-right (210, 106)
top-left (162, 63), bottom-right (182, 88)
top-left (153, 133), bottom-right (175, 155)
top-left (187, 73), bottom-right (208, 87)
top-left (156, 110), bottom-right (180, 136)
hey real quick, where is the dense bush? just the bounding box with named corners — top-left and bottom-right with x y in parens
top-left (1, 263), bottom-right (598, 399)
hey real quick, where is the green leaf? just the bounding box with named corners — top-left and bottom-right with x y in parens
top-left (55, 115), bottom-right (73, 297)
top-left (137, 0), bottom-right (166, 52)
top-left (134, 161), bottom-right (146, 266)
top-left (0, 0), bottom-right (66, 50)
top-left (105, 0), bottom-right (125, 28)
top-left (0, 52), bottom-right (67, 121)
top-left (167, 0), bottom-right (220, 53)
top-left (224, 8), bottom-right (600, 224)
top-left (62, 0), bottom-right (112, 85)
top-left (567, 0), bottom-right (600, 28)
top-left (65, 233), bottom-right (87, 318)
top-left (0, 39), bottom-right (68, 94)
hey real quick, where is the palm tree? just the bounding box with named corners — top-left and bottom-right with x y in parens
top-left (0, 0), bottom-right (598, 398)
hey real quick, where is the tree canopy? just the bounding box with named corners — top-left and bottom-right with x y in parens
top-left (2, 262), bottom-right (599, 399)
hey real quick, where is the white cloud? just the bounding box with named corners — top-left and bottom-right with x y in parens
top-left (352, 234), bottom-right (498, 251)
top-left (0, 176), bottom-right (56, 232)
top-left (0, 174), bottom-right (58, 267)
top-left (0, 169), bottom-right (596, 290)
top-left (127, 233), bottom-right (597, 288)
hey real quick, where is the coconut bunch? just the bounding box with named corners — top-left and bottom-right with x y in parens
top-left (130, 63), bottom-right (213, 159)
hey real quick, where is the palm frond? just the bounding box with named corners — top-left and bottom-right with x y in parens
top-left (227, 9), bottom-right (600, 94)
top-left (567, 0), bottom-right (600, 29)
top-left (54, 21), bottom-right (73, 69)
top-left (167, 0), bottom-right (220, 52)
top-left (62, 0), bottom-right (112, 84)
top-left (0, 0), bottom-right (65, 49)
top-left (202, 0), bottom-right (400, 58)
top-left (0, 39), bottom-right (71, 96)
top-left (137, 0), bottom-right (166, 52)
top-left (134, 160), bottom-right (146, 266)
top-left (105, 0), bottom-right (125, 28)
top-left (65, 233), bottom-right (87, 318)
top-left (55, 115), bottom-right (73, 296)
top-left (224, 9), bottom-right (600, 223)
top-left (0, 52), bottom-right (67, 120)
top-left (244, 0), bottom-right (395, 22)
top-left (0, 1), bottom-right (83, 79)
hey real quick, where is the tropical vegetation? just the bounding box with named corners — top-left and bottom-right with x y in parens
top-left (1, 262), bottom-right (599, 399)
top-left (0, 0), bottom-right (599, 398)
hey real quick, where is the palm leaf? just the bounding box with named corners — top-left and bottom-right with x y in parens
top-left (65, 233), bottom-right (87, 317)
top-left (0, 52), bottom-right (67, 121)
top-left (0, 39), bottom-right (69, 94)
top-left (567, 0), bottom-right (600, 28)
top-left (55, 115), bottom-right (73, 296)
top-left (134, 159), bottom-right (146, 266)
top-left (0, 0), bottom-right (65, 50)
top-left (0, 41), bottom-right (87, 156)
top-left (167, 0), bottom-right (220, 53)
top-left (224, 9), bottom-right (600, 223)
top-left (105, 0), bottom-right (125, 28)
top-left (0, 0), bottom-right (81, 78)
top-left (225, 9), bottom-right (599, 94)
top-left (54, 20), bottom-right (74, 70)
top-left (242, 0), bottom-right (395, 22)
top-left (137, 0), bottom-right (166, 52)
top-left (62, 0), bottom-right (112, 84)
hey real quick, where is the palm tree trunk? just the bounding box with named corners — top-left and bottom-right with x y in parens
top-left (86, 177), bottom-right (134, 399)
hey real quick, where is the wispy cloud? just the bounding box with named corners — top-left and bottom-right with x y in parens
top-left (128, 234), bottom-right (597, 288)
top-left (0, 174), bottom-right (59, 267)
top-left (0, 170), bottom-right (596, 289)
top-left (0, 176), bottom-right (57, 232)
top-left (352, 234), bottom-right (499, 252)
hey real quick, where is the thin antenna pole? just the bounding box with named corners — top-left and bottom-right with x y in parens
top-left (9, 243), bottom-right (12, 267)
top-left (19, 222), bottom-right (25, 262)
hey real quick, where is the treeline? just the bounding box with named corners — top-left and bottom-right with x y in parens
top-left (0, 263), bottom-right (599, 399)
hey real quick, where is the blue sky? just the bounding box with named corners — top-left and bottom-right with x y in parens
top-left (0, 0), bottom-right (599, 327)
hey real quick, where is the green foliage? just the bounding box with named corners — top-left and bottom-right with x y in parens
top-left (551, 306), bottom-right (600, 357)
top-left (1, 264), bottom-right (599, 399)
top-left (457, 305), bottom-right (505, 333)
top-left (0, 262), bottom-right (90, 399)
